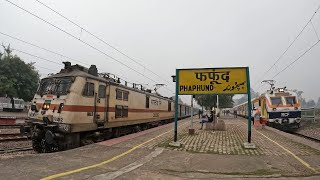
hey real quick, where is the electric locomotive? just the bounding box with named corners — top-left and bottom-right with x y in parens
top-left (233, 86), bottom-right (301, 131)
top-left (22, 62), bottom-right (197, 152)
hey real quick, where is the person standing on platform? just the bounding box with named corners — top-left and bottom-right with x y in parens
top-left (253, 108), bottom-right (261, 129)
top-left (234, 109), bottom-right (237, 118)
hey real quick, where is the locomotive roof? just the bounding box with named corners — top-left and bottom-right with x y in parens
top-left (44, 68), bottom-right (175, 102)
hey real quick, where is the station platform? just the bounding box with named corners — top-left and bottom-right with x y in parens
top-left (0, 116), bottom-right (320, 180)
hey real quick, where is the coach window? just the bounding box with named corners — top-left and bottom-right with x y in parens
top-left (115, 105), bottom-right (122, 118)
top-left (98, 85), bottom-right (106, 98)
top-left (123, 91), bottom-right (129, 101)
top-left (146, 96), bottom-right (150, 108)
top-left (116, 89), bottom-right (123, 100)
top-left (168, 101), bottom-right (171, 111)
top-left (83, 82), bottom-right (95, 96)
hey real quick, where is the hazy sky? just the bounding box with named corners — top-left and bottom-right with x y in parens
top-left (1, 0), bottom-right (320, 104)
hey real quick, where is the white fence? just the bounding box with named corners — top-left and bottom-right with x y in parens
top-left (301, 107), bottom-right (320, 122)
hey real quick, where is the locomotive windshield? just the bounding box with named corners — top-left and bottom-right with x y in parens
top-left (285, 97), bottom-right (296, 105)
top-left (270, 97), bottom-right (282, 105)
top-left (37, 77), bottom-right (73, 95)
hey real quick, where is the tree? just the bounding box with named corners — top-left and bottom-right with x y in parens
top-left (0, 45), bottom-right (40, 108)
top-left (194, 94), bottom-right (234, 109)
top-left (300, 98), bottom-right (307, 108)
top-left (317, 97), bottom-right (320, 108)
top-left (306, 99), bottom-right (316, 108)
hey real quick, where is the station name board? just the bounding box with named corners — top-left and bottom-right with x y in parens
top-left (177, 67), bottom-right (248, 95)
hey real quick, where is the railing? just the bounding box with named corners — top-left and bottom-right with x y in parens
top-left (301, 107), bottom-right (320, 122)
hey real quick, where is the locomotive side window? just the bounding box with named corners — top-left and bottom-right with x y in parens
top-left (116, 89), bottom-right (129, 101)
top-left (115, 105), bottom-right (122, 118)
top-left (98, 85), bottom-right (106, 98)
top-left (83, 82), bottom-right (95, 96)
top-left (123, 92), bottom-right (129, 101)
top-left (146, 96), bottom-right (150, 108)
top-left (116, 89), bottom-right (123, 100)
top-left (115, 105), bottom-right (129, 118)
top-left (122, 106), bottom-right (128, 117)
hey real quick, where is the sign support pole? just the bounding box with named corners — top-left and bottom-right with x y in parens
top-left (188, 95), bottom-right (195, 134)
top-left (174, 69), bottom-right (179, 142)
top-left (246, 67), bottom-right (252, 143)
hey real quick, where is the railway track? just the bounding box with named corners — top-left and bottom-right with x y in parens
top-left (0, 134), bottom-right (29, 142)
top-left (0, 146), bottom-right (33, 154)
top-left (0, 124), bottom-right (21, 129)
top-left (293, 132), bottom-right (320, 143)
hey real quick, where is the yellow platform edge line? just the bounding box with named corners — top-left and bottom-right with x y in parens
top-left (41, 121), bottom-right (189, 180)
top-left (241, 121), bottom-right (319, 173)
top-left (255, 130), bottom-right (320, 174)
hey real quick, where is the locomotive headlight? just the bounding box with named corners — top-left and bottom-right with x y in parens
top-left (272, 108), bottom-right (277, 111)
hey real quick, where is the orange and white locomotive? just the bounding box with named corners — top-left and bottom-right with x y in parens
top-left (233, 86), bottom-right (301, 131)
top-left (23, 62), bottom-right (196, 152)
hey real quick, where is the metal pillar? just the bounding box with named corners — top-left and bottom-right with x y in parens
top-left (246, 67), bottom-right (252, 143)
top-left (174, 69), bottom-right (179, 142)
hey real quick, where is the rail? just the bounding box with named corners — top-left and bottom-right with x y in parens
top-left (0, 146), bottom-right (33, 154)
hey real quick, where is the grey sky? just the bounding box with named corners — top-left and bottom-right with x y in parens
top-left (1, 0), bottom-right (320, 104)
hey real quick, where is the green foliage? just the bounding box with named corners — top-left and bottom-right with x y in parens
top-left (0, 46), bottom-right (40, 101)
top-left (194, 94), bottom-right (234, 109)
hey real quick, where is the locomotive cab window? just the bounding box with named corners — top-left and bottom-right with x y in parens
top-left (83, 82), bottom-right (95, 96)
top-left (285, 97), bottom-right (296, 105)
top-left (98, 85), bottom-right (106, 98)
top-left (270, 97), bottom-right (282, 105)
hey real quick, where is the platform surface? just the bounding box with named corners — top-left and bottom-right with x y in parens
top-left (0, 116), bottom-right (320, 180)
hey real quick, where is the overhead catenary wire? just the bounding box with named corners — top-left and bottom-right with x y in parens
top-left (257, 39), bottom-right (320, 91)
top-left (1, 33), bottom-right (181, 101)
top-left (272, 39), bottom-right (320, 79)
top-left (3, 0), bottom-right (180, 99)
top-left (0, 31), bottom-right (143, 85)
top-left (3, 0), bottom-right (160, 85)
top-left (11, 48), bottom-right (61, 65)
top-left (253, 4), bottom-right (320, 87)
top-left (34, 0), bottom-right (174, 87)
top-left (3, 0), bottom-right (190, 104)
